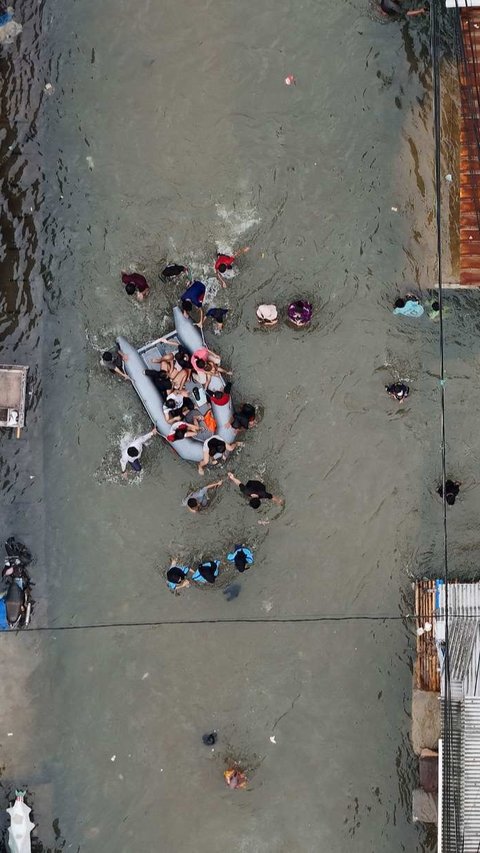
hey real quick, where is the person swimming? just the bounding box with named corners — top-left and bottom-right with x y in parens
top-left (386, 382), bottom-right (409, 402)
top-left (287, 300), bottom-right (313, 327)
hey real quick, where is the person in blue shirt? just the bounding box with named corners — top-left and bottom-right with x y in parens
top-left (180, 280), bottom-right (206, 309)
top-left (393, 295), bottom-right (424, 318)
top-left (166, 560), bottom-right (191, 592)
top-left (227, 546), bottom-right (254, 573)
top-left (191, 560), bottom-right (220, 585)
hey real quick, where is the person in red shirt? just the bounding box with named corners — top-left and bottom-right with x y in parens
top-left (214, 246), bottom-right (250, 288)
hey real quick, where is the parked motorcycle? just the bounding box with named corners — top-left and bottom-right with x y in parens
top-left (0, 538), bottom-right (33, 630)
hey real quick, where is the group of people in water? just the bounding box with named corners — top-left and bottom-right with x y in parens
top-left (121, 251), bottom-right (314, 331)
top-left (390, 291), bottom-right (461, 506)
top-left (166, 544), bottom-right (255, 591)
top-left (102, 246), bottom-right (293, 601)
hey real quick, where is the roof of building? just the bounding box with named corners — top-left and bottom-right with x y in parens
top-left (434, 581), bottom-right (480, 852)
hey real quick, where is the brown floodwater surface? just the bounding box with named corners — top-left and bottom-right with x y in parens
top-left (0, 0), bottom-right (474, 850)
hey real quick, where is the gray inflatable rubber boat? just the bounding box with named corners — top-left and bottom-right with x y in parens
top-left (117, 310), bottom-right (235, 463)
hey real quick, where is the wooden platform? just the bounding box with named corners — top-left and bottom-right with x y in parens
top-left (459, 8), bottom-right (480, 285)
top-left (0, 364), bottom-right (28, 436)
top-left (414, 581), bottom-right (440, 693)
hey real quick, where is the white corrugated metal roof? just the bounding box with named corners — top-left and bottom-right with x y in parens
top-left (436, 581), bottom-right (480, 620)
top-left (461, 699), bottom-right (480, 851)
top-left (436, 582), bottom-right (480, 697)
top-left (436, 583), bottom-right (480, 851)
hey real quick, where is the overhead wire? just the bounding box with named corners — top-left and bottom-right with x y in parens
top-left (433, 1), bottom-right (466, 850)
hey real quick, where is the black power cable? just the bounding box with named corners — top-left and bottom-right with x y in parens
top-left (434, 2), bottom-right (463, 850)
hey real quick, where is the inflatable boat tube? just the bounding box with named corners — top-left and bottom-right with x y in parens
top-left (173, 306), bottom-right (204, 353)
top-left (208, 374), bottom-right (237, 444)
top-left (172, 309), bottom-right (236, 443)
top-left (116, 335), bottom-right (204, 462)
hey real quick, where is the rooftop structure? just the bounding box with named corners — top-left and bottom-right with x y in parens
top-left (434, 580), bottom-right (480, 852)
top-left (457, 7), bottom-right (480, 286)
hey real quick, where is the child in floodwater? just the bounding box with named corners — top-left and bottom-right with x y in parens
top-left (224, 768), bottom-right (247, 789)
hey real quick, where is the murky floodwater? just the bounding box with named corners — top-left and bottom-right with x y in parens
top-left (3, 0), bottom-right (480, 850)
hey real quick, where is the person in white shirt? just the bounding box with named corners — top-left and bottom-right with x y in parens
top-left (120, 428), bottom-right (156, 476)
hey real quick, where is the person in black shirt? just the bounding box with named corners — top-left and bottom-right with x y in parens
top-left (227, 472), bottom-right (283, 509)
top-left (161, 263), bottom-right (188, 280)
top-left (437, 480), bottom-right (460, 507)
top-left (379, 0), bottom-right (427, 16)
top-left (101, 347), bottom-right (129, 379)
top-left (144, 368), bottom-right (173, 399)
top-left (385, 383), bottom-right (409, 402)
top-left (231, 403), bottom-right (257, 431)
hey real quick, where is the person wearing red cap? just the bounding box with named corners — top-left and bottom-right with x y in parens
top-left (214, 246), bottom-right (250, 288)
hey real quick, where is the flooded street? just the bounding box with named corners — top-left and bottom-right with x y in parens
top-left (2, 0), bottom-right (479, 850)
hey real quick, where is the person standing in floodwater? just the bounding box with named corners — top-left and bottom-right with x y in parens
top-left (393, 295), bottom-right (424, 318)
top-left (437, 480), bottom-right (460, 506)
top-left (379, 0), bottom-right (427, 17)
top-left (214, 247), bottom-right (250, 288)
top-left (122, 271), bottom-right (151, 301)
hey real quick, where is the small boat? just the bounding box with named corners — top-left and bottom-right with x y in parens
top-left (7, 791), bottom-right (34, 853)
top-left (117, 308), bottom-right (237, 463)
